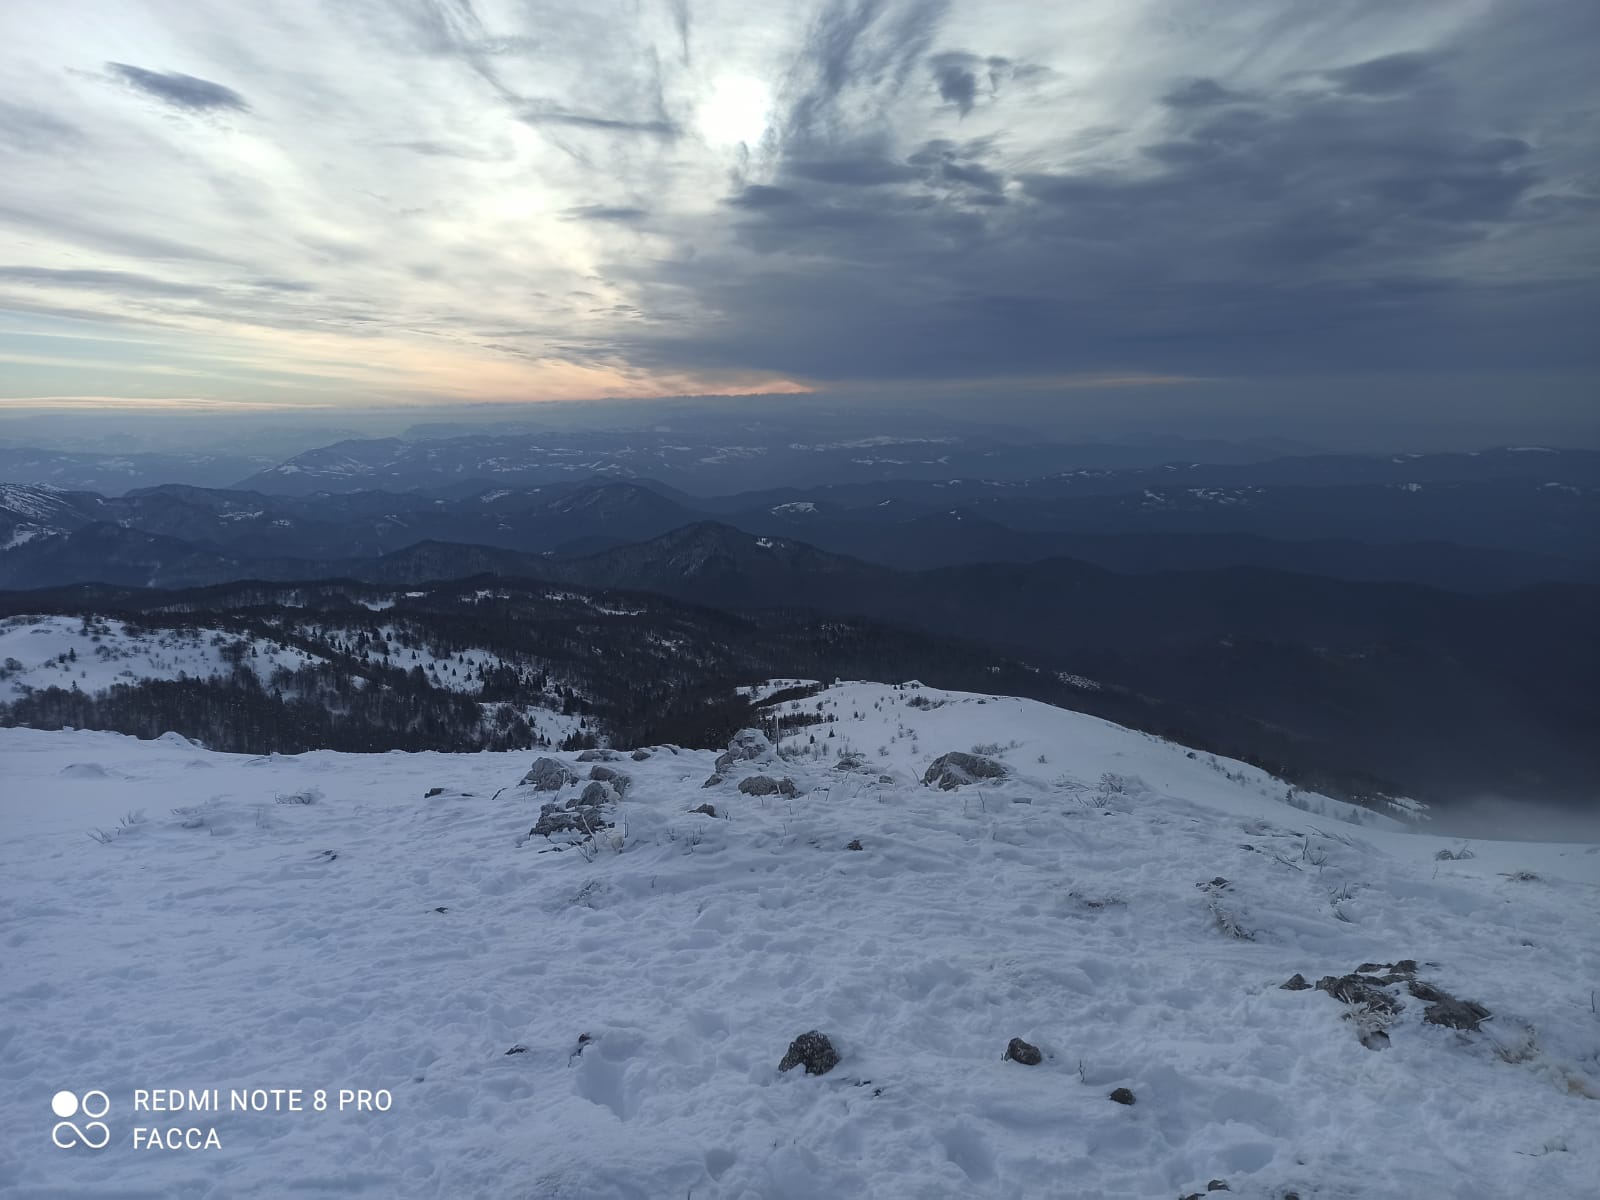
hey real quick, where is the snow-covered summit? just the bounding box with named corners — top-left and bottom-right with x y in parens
top-left (1, 680), bottom-right (1596, 1198)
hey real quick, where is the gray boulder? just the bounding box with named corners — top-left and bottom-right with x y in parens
top-left (520, 757), bottom-right (573, 791)
top-left (727, 728), bottom-right (773, 761)
top-left (577, 749), bottom-right (622, 762)
top-left (531, 802), bottom-right (605, 837)
top-left (530, 784), bottom-right (614, 837)
top-left (588, 765), bottom-right (632, 796)
top-left (528, 771), bottom-right (624, 841)
top-left (1315, 973), bottom-right (1401, 1014)
top-left (922, 751), bottom-right (1008, 790)
top-left (1410, 981), bottom-right (1491, 1031)
top-left (739, 775), bottom-right (798, 797)
top-left (580, 780), bottom-right (618, 806)
top-left (702, 774), bottom-right (724, 788)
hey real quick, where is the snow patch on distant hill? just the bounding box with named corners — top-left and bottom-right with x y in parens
top-left (0, 613), bottom-right (585, 749)
top-left (2, 525), bottom-right (45, 550)
top-left (0, 614), bottom-right (329, 701)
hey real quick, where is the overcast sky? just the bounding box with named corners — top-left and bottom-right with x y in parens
top-left (0, 0), bottom-right (1595, 439)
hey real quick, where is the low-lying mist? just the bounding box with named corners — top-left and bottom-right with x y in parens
top-left (1425, 794), bottom-right (1600, 844)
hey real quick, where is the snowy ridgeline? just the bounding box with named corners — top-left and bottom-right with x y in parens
top-left (2, 680), bottom-right (1598, 1199)
top-left (0, 613), bottom-right (534, 701)
top-left (0, 613), bottom-right (590, 750)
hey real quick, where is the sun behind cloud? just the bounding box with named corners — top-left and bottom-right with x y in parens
top-left (697, 74), bottom-right (773, 148)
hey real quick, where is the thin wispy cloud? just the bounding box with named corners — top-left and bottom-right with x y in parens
top-left (0, 0), bottom-right (1591, 434)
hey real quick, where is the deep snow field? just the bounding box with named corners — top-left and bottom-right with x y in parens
top-left (1, 680), bottom-right (1597, 1199)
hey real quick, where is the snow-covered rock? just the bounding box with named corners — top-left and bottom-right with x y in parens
top-left (923, 750), bottom-right (1009, 790)
top-left (520, 756), bottom-right (573, 791)
top-left (736, 774), bottom-right (798, 797)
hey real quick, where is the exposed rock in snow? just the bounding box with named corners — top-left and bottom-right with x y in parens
top-left (726, 727), bottom-right (773, 761)
top-left (530, 785), bottom-right (613, 838)
top-left (1004, 1037), bottom-right (1042, 1066)
top-left (778, 1030), bottom-right (840, 1076)
top-left (578, 779), bottom-right (618, 807)
top-left (1315, 972), bottom-right (1402, 1014)
top-left (520, 756), bottom-right (572, 791)
top-left (738, 774), bottom-right (797, 797)
top-left (1411, 981), bottom-right (1493, 1031)
top-left (587, 765), bottom-right (632, 795)
top-left (922, 750), bottom-right (1008, 789)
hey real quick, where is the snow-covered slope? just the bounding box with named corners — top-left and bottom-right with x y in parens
top-left (0, 615), bottom-right (329, 702)
top-left (1, 681), bottom-right (1596, 1199)
top-left (0, 613), bottom-right (527, 703)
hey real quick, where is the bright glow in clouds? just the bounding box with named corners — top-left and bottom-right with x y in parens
top-left (0, 0), bottom-right (1593, 421)
top-left (697, 74), bottom-right (772, 147)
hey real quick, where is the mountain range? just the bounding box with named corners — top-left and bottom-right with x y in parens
top-left (3, 444), bottom-right (1596, 589)
top-left (3, 445), bottom-right (1596, 809)
top-left (4, 518), bottom-right (1595, 808)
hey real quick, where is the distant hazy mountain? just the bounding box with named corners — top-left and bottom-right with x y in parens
top-left (230, 430), bottom-right (1334, 495)
top-left (8, 444), bottom-right (1597, 591)
top-left (0, 447), bottom-right (274, 494)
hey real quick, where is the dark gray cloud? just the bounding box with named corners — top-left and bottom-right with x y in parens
top-left (780, 0), bottom-right (949, 154)
top-left (788, 155), bottom-right (919, 186)
top-left (928, 51), bottom-right (1012, 115)
top-left (605, 1), bottom-right (1599, 385)
top-left (1323, 50), bottom-right (1445, 96)
top-left (727, 185), bottom-right (802, 210)
top-left (107, 63), bottom-right (248, 112)
top-left (565, 205), bottom-right (651, 222)
top-left (931, 53), bottom-right (977, 113)
top-left (1161, 79), bottom-right (1249, 109)
top-left (518, 101), bottom-right (677, 137)
top-left (907, 140), bottom-right (1005, 195)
